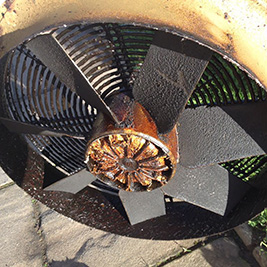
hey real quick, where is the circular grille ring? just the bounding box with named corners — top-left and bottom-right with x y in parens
top-left (0, 22), bottom-right (267, 239)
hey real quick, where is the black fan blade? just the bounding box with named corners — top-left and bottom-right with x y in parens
top-left (26, 34), bottom-right (119, 123)
top-left (0, 117), bottom-right (85, 139)
top-left (44, 169), bottom-right (95, 194)
top-left (178, 101), bottom-right (267, 168)
top-left (162, 164), bottom-right (251, 216)
top-left (119, 189), bottom-right (166, 225)
top-left (133, 32), bottom-right (212, 133)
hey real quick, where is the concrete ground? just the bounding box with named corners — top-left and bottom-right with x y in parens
top-left (0, 168), bottom-right (266, 267)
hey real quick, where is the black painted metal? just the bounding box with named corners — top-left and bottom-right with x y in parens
top-left (26, 34), bottom-right (119, 123)
top-left (0, 123), bottom-right (266, 240)
top-left (3, 25), bottom-right (154, 175)
top-left (1, 23), bottom-right (267, 238)
top-left (178, 102), bottom-right (267, 168)
top-left (44, 168), bottom-right (95, 194)
top-left (0, 117), bottom-right (86, 139)
top-left (119, 189), bottom-right (166, 225)
top-left (133, 31), bottom-right (212, 133)
top-left (7, 24), bottom-right (265, 178)
top-left (162, 164), bottom-right (251, 216)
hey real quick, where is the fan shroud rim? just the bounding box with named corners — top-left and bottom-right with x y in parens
top-left (0, 19), bottom-right (266, 240)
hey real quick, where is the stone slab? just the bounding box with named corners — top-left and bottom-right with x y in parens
top-left (235, 222), bottom-right (267, 267)
top-left (165, 237), bottom-right (250, 267)
top-left (39, 204), bottom-right (186, 267)
top-left (0, 167), bottom-right (13, 187)
top-left (253, 246), bottom-right (267, 267)
top-left (0, 185), bottom-right (44, 267)
top-left (235, 223), bottom-right (255, 248)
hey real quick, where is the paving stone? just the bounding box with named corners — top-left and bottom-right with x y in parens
top-left (236, 222), bottom-right (267, 267)
top-left (0, 185), bottom-right (44, 267)
top-left (253, 246), bottom-right (267, 267)
top-left (165, 237), bottom-right (250, 267)
top-left (0, 167), bottom-right (13, 187)
top-left (235, 223), bottom-right (258, 249)
top-left (39, 204), bottom-right (184, 267)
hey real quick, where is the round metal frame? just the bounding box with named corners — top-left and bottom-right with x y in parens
top-left (0, 0), bottom-right (267, 240)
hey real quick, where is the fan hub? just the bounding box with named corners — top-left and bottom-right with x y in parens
top-left (119, 158), bottom-right (138, 172)
top-left (86, 133), bottom-right (172, 191)
top-left (85, 93), bottom-right (179, 192)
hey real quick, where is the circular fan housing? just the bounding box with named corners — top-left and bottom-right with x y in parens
top-left (0, 22), bottom-right (267, 240)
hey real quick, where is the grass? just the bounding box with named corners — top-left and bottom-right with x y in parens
top-left (220, 155), bottom-right (267, 182)
top-left (0, 181), bottom-right (15, 190)
top-left (153, 246), bottom-right (196, 267)
top-left (248, 209), bottom-right (267, 253)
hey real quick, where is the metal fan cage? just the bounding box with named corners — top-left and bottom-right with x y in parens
top-left (2, 23), bottom-right (267, 183)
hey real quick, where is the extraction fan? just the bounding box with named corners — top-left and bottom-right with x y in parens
top-left (0, 23), bottom-right (267, 238)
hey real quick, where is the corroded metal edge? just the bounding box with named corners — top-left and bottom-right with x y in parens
top-left (0, 0), bottom-right (267, 91)
top-left (86, 133), bottom-right (175, 192)
top-left (85, 93), bottom-right (178, 192)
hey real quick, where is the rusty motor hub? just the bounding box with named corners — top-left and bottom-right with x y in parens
top-left (86, 94), bottom-right (178, 192)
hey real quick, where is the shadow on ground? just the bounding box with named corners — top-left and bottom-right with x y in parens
top-left (49, 240), bottom-right (90, 267)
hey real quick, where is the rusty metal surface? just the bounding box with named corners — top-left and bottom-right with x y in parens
top-left (86, 93), bottom-right (178, 192)
top-left (0, 0), bottom-right (267, 92)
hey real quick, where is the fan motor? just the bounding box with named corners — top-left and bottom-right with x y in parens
top-left (0, 22), bottom-right (267, 239)
top-left (4, 23), bottom-right (266, 181)
top-left (85, 93), bottom-right (178, 192)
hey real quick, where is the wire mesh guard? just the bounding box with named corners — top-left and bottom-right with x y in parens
top-left (1, 23), bottom-right (267, 239)
top-left (4, 23), bottom-right (267, 181)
